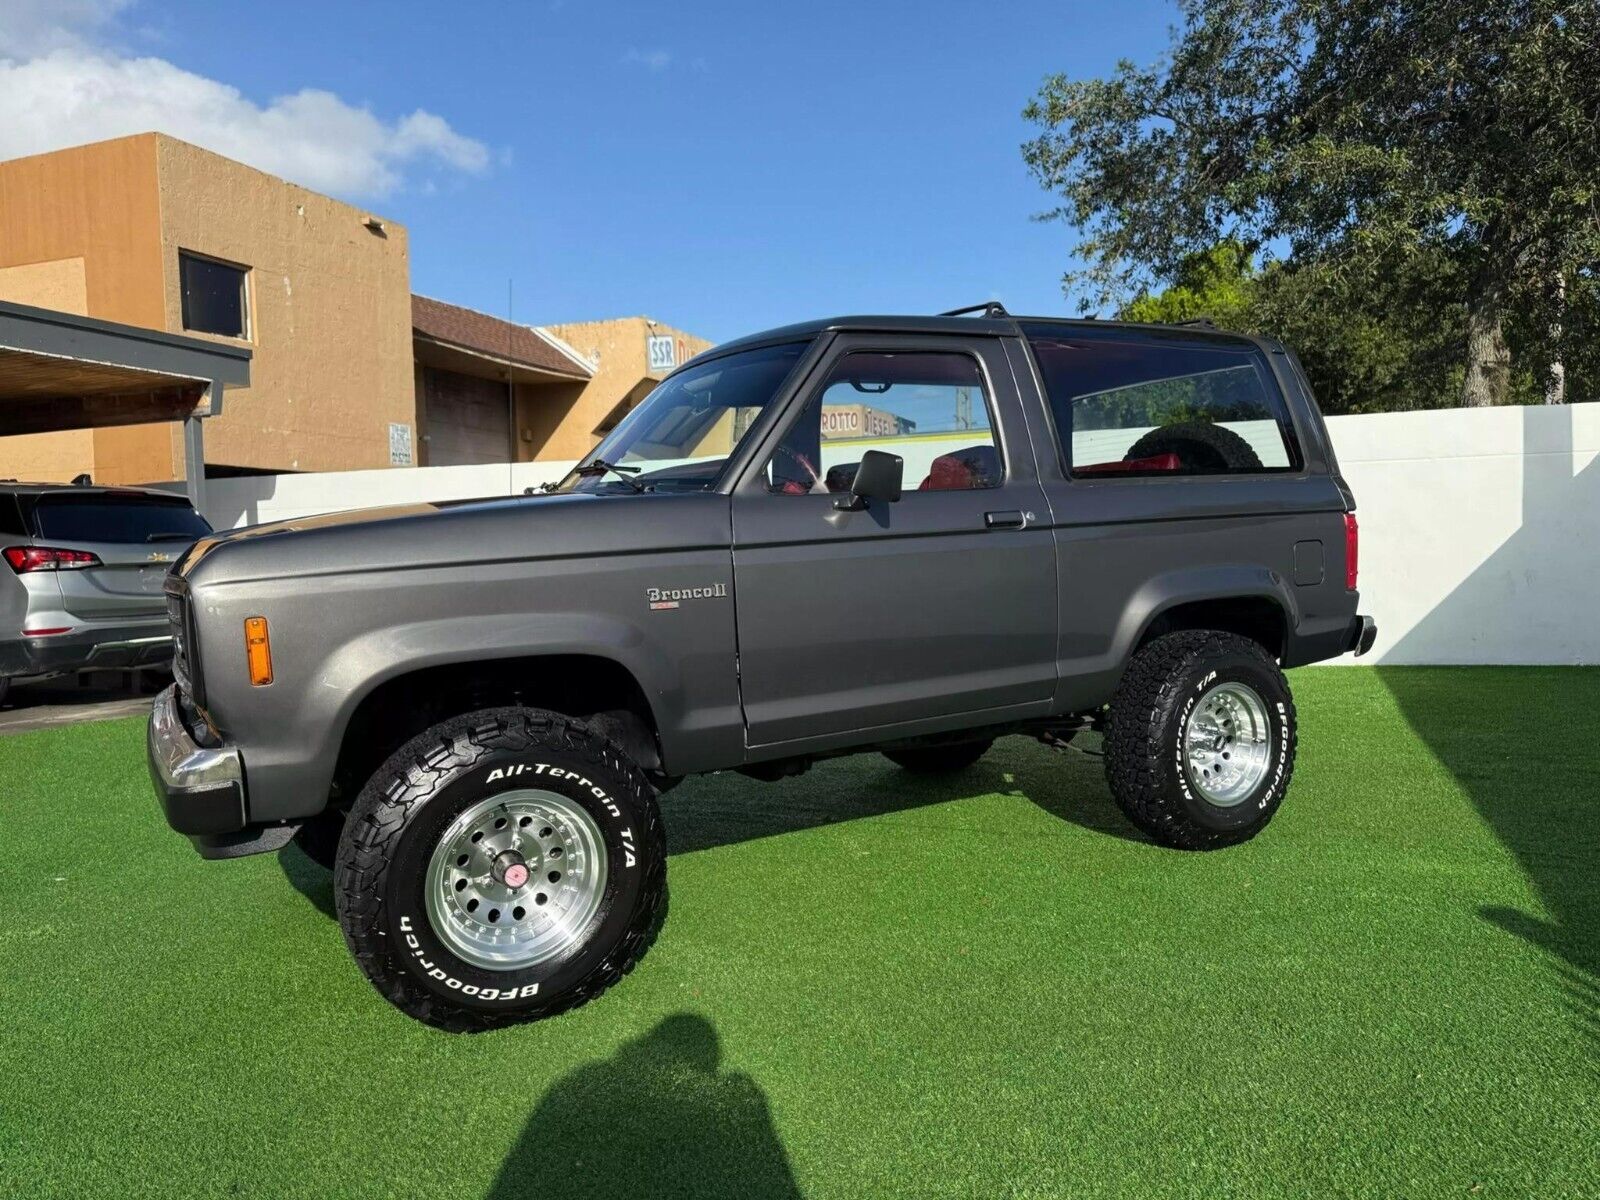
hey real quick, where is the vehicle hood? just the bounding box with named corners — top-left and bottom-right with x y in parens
top-left (177, 491), bottom-right (730, 588)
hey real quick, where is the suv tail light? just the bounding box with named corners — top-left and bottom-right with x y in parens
top-left (3, 546), bottom-right (102, 573)
top-left (1343, 513), bottom-right (1359, 591)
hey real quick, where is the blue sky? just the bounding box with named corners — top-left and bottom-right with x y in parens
top-left (2, 0), bottom-right (1184, 342)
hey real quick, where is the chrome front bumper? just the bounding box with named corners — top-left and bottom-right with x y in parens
top-left (147, 684), bottom-right (247, 836)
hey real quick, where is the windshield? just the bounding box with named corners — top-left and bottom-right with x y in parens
top-left (31, 493), bottom-right (212, 543)
top-left (558, 341), bottom-right (810, 494)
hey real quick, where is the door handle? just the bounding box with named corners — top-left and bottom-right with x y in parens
top-left (984, 510), bottom-right (1026, 529)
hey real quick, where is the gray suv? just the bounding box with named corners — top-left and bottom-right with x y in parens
top-left (1, 482), bottom-right (211, 704)
top-left (149, 308), bottom-right (1375, 1031)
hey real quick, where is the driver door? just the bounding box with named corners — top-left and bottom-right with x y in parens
top-left (730, 333), bottom-right (1058, 750)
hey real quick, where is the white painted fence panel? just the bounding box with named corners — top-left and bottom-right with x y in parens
top-left (1327, 401), bottom-right (1599, 665)
top-left (196, 460), bottom-right (576, 531)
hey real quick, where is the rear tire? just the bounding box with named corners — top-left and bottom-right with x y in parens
top-left (0, 676), bottom-right (10, 707)
top-left (883, 739), bottom-right (993, 774)
top-left (334, 707), bottom-right (667, 1032)
top-left (1104, 630), bottom-right (1295, 850)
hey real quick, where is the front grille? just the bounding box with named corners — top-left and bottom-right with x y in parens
top-left (164, 578), bottom-right (202, 705)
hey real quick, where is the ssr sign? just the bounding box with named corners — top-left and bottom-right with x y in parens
top-left (647, 334), bottom-right (679, 374)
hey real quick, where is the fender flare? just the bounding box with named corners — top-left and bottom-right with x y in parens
top-left (307, 611), bottom-right (678, 775)
top-left (1114, 564), bottom-right (1299, 667)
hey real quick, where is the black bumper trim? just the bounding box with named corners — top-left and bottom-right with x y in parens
top-left (1348, 615), bottom-right (1378, 657)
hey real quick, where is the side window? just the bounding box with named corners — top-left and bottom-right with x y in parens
top-left (0, 496), bottom-right (27, 537)
top-left (765, 351), bottom-right (1001, 495)
top-left (0, 495), bottom-right (26, 538)
top-left (1022, 326), bottom-right (1296, 476)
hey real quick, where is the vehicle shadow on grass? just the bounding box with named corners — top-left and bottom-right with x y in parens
top-left (485, 1013), bottom-right (803, 1200)
top-left (278, 840), bottom-right (337, 919)
top-left (1378, 666), bottom-right (1600, 1059)
top-left (277, 735), bottom-right (1143, 915)
top-left (658, 734), bottom-right (1143, 855)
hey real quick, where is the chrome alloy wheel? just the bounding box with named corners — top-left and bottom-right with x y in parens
top-left (1183, 681), bottom-right (1273, 807)
top-left (424, 789), bottom-right (608, 971)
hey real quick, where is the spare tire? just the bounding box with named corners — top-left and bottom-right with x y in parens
top-left (1126, 421), bottom-right (1262, 472)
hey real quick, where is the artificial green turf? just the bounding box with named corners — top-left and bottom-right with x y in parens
top-left (0, 668), bottom-right (1595, 1198)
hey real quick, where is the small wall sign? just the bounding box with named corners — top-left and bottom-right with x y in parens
top-left (389, 422), bottom-right (415, 466)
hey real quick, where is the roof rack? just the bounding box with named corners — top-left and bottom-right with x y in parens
top-left (1169, 317), bottom-right (1217, 329)
top-left (940, 301), bottom-right (1010, 318)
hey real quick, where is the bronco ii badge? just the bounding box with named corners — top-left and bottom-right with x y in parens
top-left (648, 582), bottom-right (727, 610)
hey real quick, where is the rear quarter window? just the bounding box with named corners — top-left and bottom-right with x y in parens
top-left (32, 494), bottom-right (212, 544)
top-left (1021, 324), bottom-right (1298, 477)
top-left (0, 494), bottom-right (26, 538)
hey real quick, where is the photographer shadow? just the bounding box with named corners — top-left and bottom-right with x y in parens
top-left (486, 1013), bottom-right (802, 1200)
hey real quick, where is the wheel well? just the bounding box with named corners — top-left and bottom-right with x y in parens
top-left (1137, 596), bottom-right (1288, 659)
top-left (330, 655), bottom-right (662, 807)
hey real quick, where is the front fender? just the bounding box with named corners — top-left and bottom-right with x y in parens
top-left (195, 556), bottom-right (739, 822)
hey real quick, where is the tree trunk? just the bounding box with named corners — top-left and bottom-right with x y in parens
top-left (1461, 285), bottom-right (1511, 408)
top-left (1545, 270), bottom-right (1566, 406)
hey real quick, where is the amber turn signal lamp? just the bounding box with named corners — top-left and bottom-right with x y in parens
top-left (244, 616), bottom-right (274, 686)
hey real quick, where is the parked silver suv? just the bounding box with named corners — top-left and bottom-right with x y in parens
top-left (0, 482), bottom-right (211, 704)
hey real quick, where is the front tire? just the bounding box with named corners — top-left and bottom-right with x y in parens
top-left (334, 707), bottom-right (667, 1031)
top-left (1104, 631), bottom-right (1296, 850)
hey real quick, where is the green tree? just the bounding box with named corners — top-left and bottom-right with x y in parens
top-left (1120, 241), bottom-right (1257, 327)
top-left (1024, 0), bottom-right (1600, 408)
top-left (1120, 240), bottom-right (1468, 414)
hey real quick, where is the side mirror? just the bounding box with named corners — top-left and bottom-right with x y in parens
top-left (834, 449), bottom-right (903, 511)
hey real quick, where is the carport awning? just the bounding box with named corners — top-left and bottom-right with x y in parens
top-left (0, 300), bottom-right (251, 438)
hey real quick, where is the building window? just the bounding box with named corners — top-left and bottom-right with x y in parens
top-left (179, 251), bottom-right (248, 339)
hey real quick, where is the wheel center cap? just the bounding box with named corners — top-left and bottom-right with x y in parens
top-left (492, 850), bottom-right (530, 890)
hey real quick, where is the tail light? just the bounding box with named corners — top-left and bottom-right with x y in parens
top-left (1343, 513), bottom-right (1359, 591)
top-left (3, 546), bottom-right (102, 573)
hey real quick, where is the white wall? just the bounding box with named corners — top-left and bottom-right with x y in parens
top-left (191, 400), bottom-right (1600, 666)
top-left (195, 460), bottom-right (576, 530)
top-left (1328, 401), bottom-right (1599, 665)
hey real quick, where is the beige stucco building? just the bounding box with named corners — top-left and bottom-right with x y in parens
top-left (0, 134), bottom-right (712, 484)
top-left (535, 318), bottom-right (714, 460)
top-left (0, 133), bottom-right (415, 483)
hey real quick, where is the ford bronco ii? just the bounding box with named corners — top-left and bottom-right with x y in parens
top-left (149, 306), bottom-right (1375, 1030)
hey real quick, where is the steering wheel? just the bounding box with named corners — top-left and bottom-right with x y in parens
top-left (772, 444), bottom-right (823, 494)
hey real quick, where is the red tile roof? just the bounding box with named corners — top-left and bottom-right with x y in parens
top-left (411, 294), bottom-right (591, 378)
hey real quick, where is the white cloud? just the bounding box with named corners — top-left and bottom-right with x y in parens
top-left (0, 0), bottom-right (131, 56)
top-left (0, 2), bottom-right (489, 199)
top-left (621, 47), bottom-right (673, 71)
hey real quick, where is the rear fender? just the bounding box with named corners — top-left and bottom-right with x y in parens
top-left (1055, 565), bottom-right (1298, 712)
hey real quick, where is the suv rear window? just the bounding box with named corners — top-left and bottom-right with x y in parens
top-left (31, 494), bottom-right (212, 544)
top-left (1021, 325), bottom-right (1297, 477)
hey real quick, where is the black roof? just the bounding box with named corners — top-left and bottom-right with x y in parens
top-left (698, 312), bottom-right (1262, 362)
